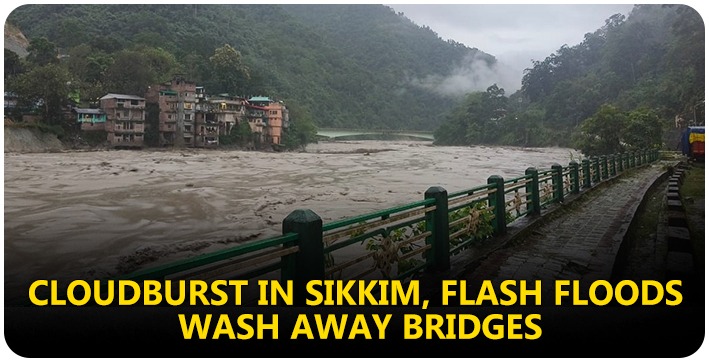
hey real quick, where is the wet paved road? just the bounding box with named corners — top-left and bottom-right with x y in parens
top-left (457, 163), bottom-right (668, 302)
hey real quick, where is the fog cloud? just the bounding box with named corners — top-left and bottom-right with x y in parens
top-left (409, 51), bottom-right (521, 97)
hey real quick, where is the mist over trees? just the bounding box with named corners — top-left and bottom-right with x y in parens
top-left (434, 4), bottom-right (704, 155)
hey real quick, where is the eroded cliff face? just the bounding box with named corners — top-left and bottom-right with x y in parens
top-left (4, 22), bottom-right (29, 58)
top-left (4, 126), bottom-right (65, 153)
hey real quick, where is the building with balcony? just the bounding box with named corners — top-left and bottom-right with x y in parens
top-left (99, 93), bottom-right (146, 148)
top-left (203, 95), bottom-right (248, 137)
top-left (248, 96), bottom-right (288, 145)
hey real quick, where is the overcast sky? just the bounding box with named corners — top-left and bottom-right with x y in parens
top-left (387, 3), bottom-right (636, 90)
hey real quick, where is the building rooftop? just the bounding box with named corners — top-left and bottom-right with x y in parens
top-left (249, 96), bottom-right (271, 102)
top-left (73, 108), bottom-right (104, 114)
top-left (100, 93), bottom-right (145, 101)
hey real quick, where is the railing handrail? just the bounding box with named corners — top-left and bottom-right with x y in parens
top-left (121, 232), bottom-right (299, 280)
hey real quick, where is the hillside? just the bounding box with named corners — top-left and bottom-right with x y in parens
top-left (4, 22), bottom-right (29, 57)
top-left (6, 4), bottom-right (502, 131)
top-left (434, 4), bottom-right (704, 150)
top-left (4, 125), bottom-right (65, 153)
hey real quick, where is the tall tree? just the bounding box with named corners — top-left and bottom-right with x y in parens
top-left (4, 49), bottom-right (24, 82)
top-left (10, 64), bottom-right (71, 125)
top-left (575, 104), bottom-right (627, 156)
top-left (26, 37), bottom-right (59, 66)
top-left (209, 44), bottom-right (251, 95)
top-left (622, 108), bottom-right (663, 150)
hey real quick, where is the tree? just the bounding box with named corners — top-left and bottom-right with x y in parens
top-left (26, 37), bottom-right (59, 66)
top-left (56, 18), bottom-right (88, 49)
top-left (209, 44), bottom-right (251, 95)
top-left (282, 103), bottom-right (317, 150)
top-left (575, 104), bottom-right (627, 156)
top-left (104, 47), bottom-right (178, 95)
top-left (10, 64), bottom-right (71, 125)
top-left (622, 108), bottom-right (663, 150)
top-left (464, 84), bottom-right (508, 144)
top-left (219, 121), bottom-right (254, 148)
top-left (103, 50), bottom-right (156, 95)
top-left (4, 49), bottom-right (24, 83)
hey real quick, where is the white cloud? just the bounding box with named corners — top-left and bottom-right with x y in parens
top-left (409, 51), bottom-right (520, 95)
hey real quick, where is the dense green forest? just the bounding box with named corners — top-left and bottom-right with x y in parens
top-left (5, 4), bottom-right (499, 132)
top-left (434, 5), bottom-right (704, 154)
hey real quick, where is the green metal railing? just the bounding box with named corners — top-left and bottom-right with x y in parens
top-left (119, 148), bottom-right (660, 303)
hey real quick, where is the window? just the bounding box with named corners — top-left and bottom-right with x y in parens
top-left (184, 114), bottom-right (192, 121)
top-left (131, 100), bottom-right (139, 106)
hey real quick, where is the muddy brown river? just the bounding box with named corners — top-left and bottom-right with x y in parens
top-left (4, 140), bottom-right (579, 301)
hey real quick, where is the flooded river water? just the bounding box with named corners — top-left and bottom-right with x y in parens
top-left (4, 140), bottom-right (579, 301)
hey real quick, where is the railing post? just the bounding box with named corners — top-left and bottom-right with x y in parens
top-left (610, 154), bottom-right (616, 176)
top-left (424, 186), bottom-right (449, 272)
top-left (601, 156), bottom-right (608, 179)
top-left (569, 161), bottom-right (580, 194)
top-left (551, 163), bottom-right (564, 202)
top-left (487, 175), bottom-right (507, 235)
top-left (282, 209), bottom-right (324, 306)
top-left (582, 158), bottom-right (591, 189)
top-left (592, 157), bottom-right (601, 183)
top-left (631, 152), bottom-right (636, 168)
top-left (618, 153), bottom-right (624, 173)
top-left (525, 167), bottom-right (540, 215)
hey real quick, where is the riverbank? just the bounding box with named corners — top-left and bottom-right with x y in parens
top-left (3, 125), bottom-right (65, 153)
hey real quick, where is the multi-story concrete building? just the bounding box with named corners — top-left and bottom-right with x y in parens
top-left (100, 93), bottom-right (146, 148)
top-left (248, 96), bottom-right (288, 145)
top-left (245, 103), bottom-right (267, 144)
top-left (207, 95), bottom-right (248, 136)
top-left (82, 80), bottom-right (289, 149)
top-left (192, 86), bottom-right (219, 147)
top-left (146, 76), bottom-right (197, 147)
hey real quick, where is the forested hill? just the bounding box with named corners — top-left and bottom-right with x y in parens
top-left (6, 4), bottom-right (500, 131)
top-left (434, 4), bottom-right (704, 151)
